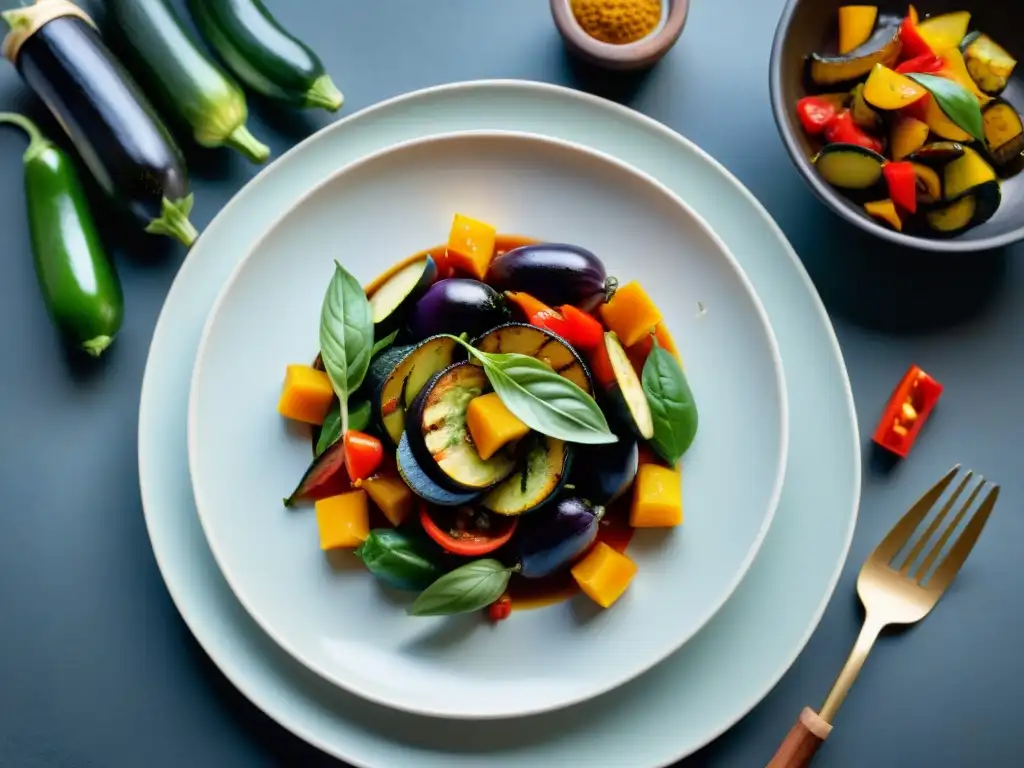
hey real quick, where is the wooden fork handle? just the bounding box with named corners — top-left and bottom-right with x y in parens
top-left (766, 707), bottom-right (832, 768)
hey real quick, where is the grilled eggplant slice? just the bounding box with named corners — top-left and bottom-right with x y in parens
top-left (982, 100), bottom-right (1024, 166)
top-left (472, 323), bottom-right (593, 393)
top-left (962, 32), bottom-right (1017, 96)
top-left (396, 433), bottom-right (479, 507)
top-left (482, 434), bottom-right (572, 516)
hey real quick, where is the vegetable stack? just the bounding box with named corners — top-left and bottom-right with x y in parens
top-left (277, 213), bottom-right (700, 620)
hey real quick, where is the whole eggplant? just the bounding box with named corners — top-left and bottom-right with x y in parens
top-left (407, 278), bottom-right (510, 342)
top-left (570, 436), bottom-right (639, 507)
top-left (2, 4), bottom-right (197, 246)
top-left (517, 497), bottom-right (604, 579)
top-left (486, 244), bottom-right (617, 312)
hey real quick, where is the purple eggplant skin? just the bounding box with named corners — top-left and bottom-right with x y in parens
top-left (486, 244), bottom-right (617, 312)
top-left (517, 497), bottom-right (605, 579)
top-left (406, 278), bottom-right (510, 342)
top-left (570, 435), bottom-right (639, 507)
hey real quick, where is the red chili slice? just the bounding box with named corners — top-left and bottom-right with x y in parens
top-left (872, 364), bottom-right (943, 458)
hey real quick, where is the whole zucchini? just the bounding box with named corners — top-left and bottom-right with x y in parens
top-left (0, 112), bottom-right (123, 357)
top-left (107, 0), bottom-right (270, 164)
top-left (188, 0), bottom-right (343, 112)
top-left (1, 2), bottom-right (197, 247)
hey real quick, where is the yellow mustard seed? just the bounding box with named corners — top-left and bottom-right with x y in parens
top-left (571, 0), bottom-right (662, 45)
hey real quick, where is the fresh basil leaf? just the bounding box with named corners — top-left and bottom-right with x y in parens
top-left (356, 529), bottom-right (443, 591)
top-left (319, 260), bottom-right (374, 401)
top-left (315, 399), bottom-right (371, 457)
top-left (642, 338), bottom-right (698, 464)
top-left (371, 330), bottom-right (399, 358)
top-left (907, 73), bottom-right (985, 144)
top-left (407, 558), bottom-right (512, 616)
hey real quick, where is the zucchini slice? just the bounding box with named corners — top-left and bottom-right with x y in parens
top-left (849, 83), bottom-right (881, 129)
top-left (813, 143), bottom-right (887, 189)
top-left (408, 362), bottom-right (517, 493)
top-left (962, 32), bottom-right (1017, 95)
top-left (482, 434), bottom-right (572, 516)
top-left (926, 194), bottom-right (978, 234)
top-left (473, 323), bottom-right (593, 393)
top-left (366, 335), bottom-right (457, 446)
top-left (808, 17), bottom-right (901, 86)
top-left (907, 141), bottom-right (965, 168)
top-left (943, 146), bottom-right (997, 201)
top-left (602, 332), bottom-right (653, 440)
top-left (982, 100), bottom-right (1024, 166)
top-left (396, 433), bottom-right (479, 507)
top-left (911, 163), bottom-right (942, 204)
top-left (369, 255), bottom-right (437, 336)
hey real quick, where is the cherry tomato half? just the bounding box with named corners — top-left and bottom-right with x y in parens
top-left (419, 505), bottom-right (518, 557)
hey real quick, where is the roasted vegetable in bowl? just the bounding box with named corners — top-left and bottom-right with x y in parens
top-left (796, 5), bottom-right (1022, 237)
top-left (275, 213), bottom-right (699, 621)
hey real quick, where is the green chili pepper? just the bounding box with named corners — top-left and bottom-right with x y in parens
top-left (0, 113), bottom-right (124, 357)
top-left (354, 529), bottom-right (443, 591)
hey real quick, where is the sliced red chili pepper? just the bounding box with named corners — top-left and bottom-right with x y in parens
top-left (555, 305), bottom-right (604, 349)
top-left (883, 161), bottom-right (918, 214)
top-left (872, 365), bottom-right (943, 458)
top-left (898, 7), bottom-right (933, 60)
top-left (488, 593), bottom-right (512, 622)
top-left (896, 53), bottom-right (944, 75)
top-left (824, 110), bottom-right (884, 153)
top-left (419, 504), bottom-right (518, 557)
top-left (796, 96), bottom-right (840, 136)
top-left (343, 430), bottom-right (384, 481)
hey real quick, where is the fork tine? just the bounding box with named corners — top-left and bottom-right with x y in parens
top-left (927, 484), bottom-right (1000, 594)
top-left (874, 464), bottom-right (960, 564)
top-left (914, 478), bottom-right (985, 581)
top-left (898, 471), bottom-right (973, 574)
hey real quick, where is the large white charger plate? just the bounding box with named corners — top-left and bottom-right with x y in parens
top-left (139, 81), bottom-right (860, 766)
top-left (187, 131), bottom-right (788, 719)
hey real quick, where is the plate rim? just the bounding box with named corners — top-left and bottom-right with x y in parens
top-left (139, 78), bottom-right (861, 766)
top-left (186, 128), bottom-right (790, 721)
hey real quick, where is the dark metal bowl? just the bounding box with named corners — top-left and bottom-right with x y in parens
top-left (770, 0), bottom-right (1024, 252)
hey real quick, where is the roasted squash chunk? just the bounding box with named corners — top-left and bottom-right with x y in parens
top-left (599, 281), bottom-right (663, 347)
top-left (446, 213), bottom-right (497, 280)
top-left (864, 199), bottom-right (903, 231)
top-left (466, 392), bottom-right (530, 461)
top-left (278, 364), bottom-right (335, 425)
top-left (571, 542), bottom-right (638, 608)
top-left (630, 463), bottom-right (683, 528)
top-left (890, 116), bottom-right (929, 161)
top-left (315, 490), bottom-right (369, 549)
top-left (360, 475), bottom-right (414, 526)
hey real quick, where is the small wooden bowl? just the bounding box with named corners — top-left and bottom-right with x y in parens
top-left (551, 0), bottom-right (690, 71)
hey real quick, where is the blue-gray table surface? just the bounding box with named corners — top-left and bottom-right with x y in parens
top-left (1, 1), bottom-right (1021, 766)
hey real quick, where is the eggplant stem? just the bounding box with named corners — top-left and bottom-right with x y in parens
top-left (81, 335), bottom-right (114, 357)
top-left (145, 195), bottom-right (199, 247)
top-left (305, 75), bottom-right (344, 112)
top-left (603, 276), bottom-right (619, 303)
top-left (225, 125), bottom-right (271, 164)
top-left (0, 111), bottom-right (52, 163)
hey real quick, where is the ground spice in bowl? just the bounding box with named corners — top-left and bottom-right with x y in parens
top-left (570, 0), bottom-right (662, 45)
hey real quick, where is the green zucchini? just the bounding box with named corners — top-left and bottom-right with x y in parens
top-left (369, 255), bottom-right (437, 337)
top-left (926, 194), bottom-right (977, 235)
top-left (813, 143), bottom-right (887, 189)
top-left (188, 0), bottom-right (343, 111)
top-left (600, 332), bottom-right (654, 441)
top-left (107, 0), bottom-right (270, 163)
top-left (943, 146), bottom-right (997, 201)
top-left (849, 84), bottom-right (881, 130)
top-left (982, 100), bottom-right (1024, 166)
top-left (961, 32), bottom-right (1017, 96)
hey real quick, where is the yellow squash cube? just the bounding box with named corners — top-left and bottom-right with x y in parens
top-left (359, 475), bottom-right (414, 526)
top-left (446, 213), bottom-right (497, 280)
top-left (630, 463), bottom-right (683, 528)
top-left (571, 542), bottom-right (638, 608)
top-left (315, 490), bottom-right (369, 550)
top-left (600, 281), bottom-right (663, 347)
top-left (466, 392), bottom-right (530, 460)
top-left (277, 364), bottom-right (335, 425)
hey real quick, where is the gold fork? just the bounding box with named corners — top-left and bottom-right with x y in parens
top-left (767, 465), bottom-right (1000, 768)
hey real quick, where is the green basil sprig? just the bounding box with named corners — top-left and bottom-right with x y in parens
top-left (370, 330), bottom-right (399, 358)
top-left (315, 399), bottom-right (371, 457)
top-left (642, 336), bottom-right (698, 465)
top-left (445, 335), bottom-right (617, 445)
top-left (408, 558), bottom-right (516, 616)
top-left (355, 529), bottom-right (443, 591)
top-left (907, 73), bottom-right (985, 145)
top-left (319, 261), bottom-right (374, 434)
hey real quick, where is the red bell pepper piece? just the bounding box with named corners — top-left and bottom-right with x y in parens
top-left (898, 6), bottom-right (933, 60)
top-left (796, 96), bottom-right (840, 135)
top-left (824, 110), bottom-right (884, 153)
top-left (896, 53), bottom-right (944, 75)
top-left (872, 365), bottom-right (943, 458)
top-left (883, 161), bottom-right (918, 214)
top-left (343, 430), bottom-right (384, 481)
top-left (505, 290), bottom-right (604, 350)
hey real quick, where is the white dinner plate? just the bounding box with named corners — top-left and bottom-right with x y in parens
top-left (139, 80), bottom-right (859, 766)
top-left (188, 132), bottom-right (787, 719)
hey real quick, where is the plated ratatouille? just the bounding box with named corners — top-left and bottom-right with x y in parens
top-left (275, 214), bottom-right (699, 621)
top-left (797, 5), bottom-right (1021, 236)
